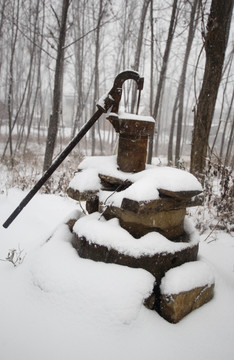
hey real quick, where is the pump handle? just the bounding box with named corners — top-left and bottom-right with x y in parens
top-left (2, 70), bottom-right (144, 229)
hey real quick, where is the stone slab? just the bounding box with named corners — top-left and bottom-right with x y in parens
top-left (121, 195), bottom-right (204, 214)
top-left (72, 234), bottom-right (199, 283)
top-left (101, 205), bottom-right (186, 239)
top-left (160, 283), bottom-right (214, 323)
top-left (67, 187), bottom-right (98, 202)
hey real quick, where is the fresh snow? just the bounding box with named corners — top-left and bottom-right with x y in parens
top-left (69, 168), bottom-right (101, 192)
top-left (110, 111), bottom-right (155, 123)
top-left (69, 155), bottom-right (202, 205)
top-left (73, 212), bottom-right (199, 257)
top-left (160, 261), bottom-right (215, 295)
top-left (0, 189), bottom-right (234, 360)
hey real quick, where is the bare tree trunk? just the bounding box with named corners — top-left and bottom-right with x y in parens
top-left (6, 0), bottom-right (20, 166)
top-left (149, 0), bottom-right (154, 115)
top-left (220, 88), bottom-right (234, 161)
top-left (211, 50), bottom-right (233, 155)
top-left (190, 0), bottom-right (233, 178)
top-left (23, 0), bottom-right (44, 155)
top-left (91, 0), bottom-right (105, 156)
top-left (224, 109), bottom-right (234, 167)
top-left (175, 0), bottom-right (199, 165)
top-left (147, 0), bottom-right (179, 163)
top-left (16, 1), bottom-right (40, 153)
top-left (43, 0), bottom-right (70, 172)
top-left (168, 93), bottom-right (179, 164)
top-left (71, 0), bottom-right (85, 138)
top-left (0, 0), bottom-right (7, 75)
top-left (131, 0), bottom-right (150, 113)
top-left (147, 0), bottom-right (155, 158)
top-left (154, 84), bottom-right (164, 157)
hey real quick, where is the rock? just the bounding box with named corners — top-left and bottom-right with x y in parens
top-left (99, 174), bottom-right (132, 191)
top-left (121, 195), bottom-right (204, 214)
top-left (86, 196), bottom-right (99, 214)
top-left (67, 187), bottom-right (98, 202)
top-left (102, 205), bottom-right (186, 239)
top-left (158, 188), bottom-right (202, 199)
top-left (144, 292), bottom-right (156, 310)
top-left (72, 234), bottom-right (199, 283)
top-left (64, 210), bottom-right (84, 231)
top-left (159, 262), bottom-right (215, 323)
top-left (159, 283), bottom-right (214, 323)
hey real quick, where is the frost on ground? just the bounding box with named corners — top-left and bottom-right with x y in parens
top-left (0, 189), bottom-right (234, 360)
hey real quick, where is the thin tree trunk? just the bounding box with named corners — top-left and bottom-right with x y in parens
top-left (150, 0), bottom-right (154, 115)
top-left (175, 0), bottom-right (199, 165)
top-left (224, 111), bottom-right (234, 167)
top-left (43, 0), bottom-right (70, 172)
top-left (91, 0), bottom-right (105, 156)
top-left (0, 0), bottom-right (7, 75)
top-left (131, 0), bottom-right (150, 113)
top-left (211, 51), bottom-right (233, 155)
top-left (6, 0), bottom-right (20, 166)
top-left (168, 93), bottom-right (179, 164)
top-left (220, 88), bottom-right (234, 161)
top-left (147, 0), bottom-right (154, 159)
top-left (147, 0), bottom-right (179, 163)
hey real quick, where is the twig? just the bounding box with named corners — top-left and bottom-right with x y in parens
top-left (204, 217), bottom-right (222, 242)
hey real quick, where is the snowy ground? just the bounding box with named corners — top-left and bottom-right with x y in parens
top-left (0, 189), bottom-right (234, 360)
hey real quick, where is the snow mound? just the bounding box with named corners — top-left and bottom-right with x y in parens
top-left (1, 190), bottom-right (234, 360)
top-left (30, 223), bottom-right (155, 324)
top-left (69, 168), bottom-right (101, 192)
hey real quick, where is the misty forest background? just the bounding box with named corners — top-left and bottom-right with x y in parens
top-left (0, 0), bottom-right (233, 232)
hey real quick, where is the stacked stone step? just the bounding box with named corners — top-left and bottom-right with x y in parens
top-left (66, 111), bottom-right (215, 323)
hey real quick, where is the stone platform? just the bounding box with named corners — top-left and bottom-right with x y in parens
top-left (67, 155), bottom-right (215, 322)
top-left (67, 155), bottom-right (203, 240)
top-left (72, 212), bottom-right (199, 283)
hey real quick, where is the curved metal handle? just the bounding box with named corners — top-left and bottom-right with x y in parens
top-left (112, 70), bottom-right (144, 90)
top-left (98, 70), bottom-right (144, 113)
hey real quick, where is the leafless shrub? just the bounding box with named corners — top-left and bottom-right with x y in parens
top-left (1, 150), bottom-right (84, 195)
top-left (0, 245), bottom-right (26, 267)
top-left (192, 160), bottom-right (233, 234)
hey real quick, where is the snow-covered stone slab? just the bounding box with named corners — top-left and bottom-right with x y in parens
top-left (159, 261), bottom-right (215, 323)
top-left (72, 213), bottom-right (199, 282)
top-left (68, 155), bottom-right (202, 205)
top-left (121, 194), bottom-right (203, 214)
top-left (68, 168), bottom-right (101, 193)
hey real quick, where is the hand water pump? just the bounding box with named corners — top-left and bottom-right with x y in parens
top-left (2, 70), bottom-right (144, 228)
